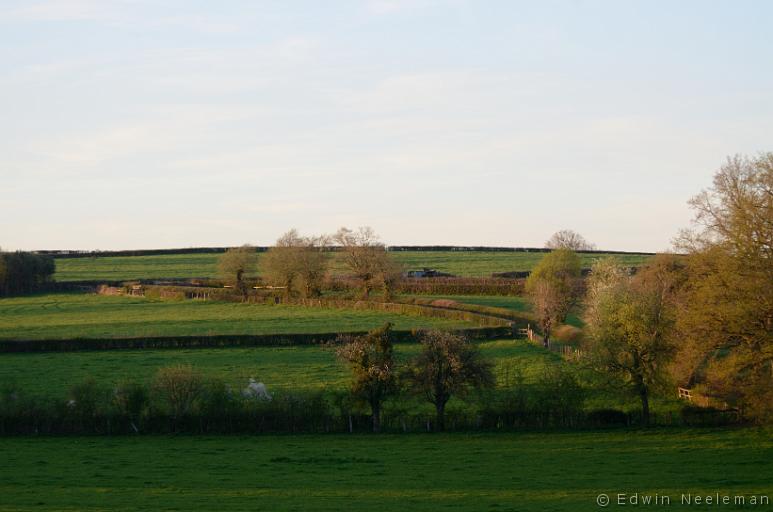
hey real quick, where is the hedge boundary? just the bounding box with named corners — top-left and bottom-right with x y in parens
top-left (0, 298), bottom-right (515, 353)
top-left (0, 326), bottom-right (513, 353)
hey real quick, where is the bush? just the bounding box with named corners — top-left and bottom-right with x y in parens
top-left (113, 380), bottom-right (148, 432)
top-left (151, 365), bottom-right (205, 418)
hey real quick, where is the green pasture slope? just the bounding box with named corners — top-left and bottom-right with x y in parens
top-left (0, 293), bottom-right (473, 340)
top-left (53, 250), bottom-right (652, 281)
top-left (0, 341), bottom-right (557, 397)
top-left (0, 429), bottom-right (770, 511)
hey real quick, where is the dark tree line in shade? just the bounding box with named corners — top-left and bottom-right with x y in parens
top-left (0, 251), bottom-right (55, 297)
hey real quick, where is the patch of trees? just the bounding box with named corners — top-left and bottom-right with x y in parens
top-left (261, 230), bottom-right (329, 299)
top-left (217, 226), bottom-right (402, 301)
top-left (671, 153), bottom-right (773, 422)
top-left (0, 251), bottom-right (55, 296)
top-left (576, 152), bottom-right (773, 424)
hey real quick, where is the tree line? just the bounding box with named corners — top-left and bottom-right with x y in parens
top-left (218, 226), bottom-right (402, 301)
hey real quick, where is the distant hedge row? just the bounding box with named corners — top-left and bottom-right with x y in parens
top-left (40, 246), bottom-right (655, 259)
top-left (0, 326), bottom-right (513, 353)
top-left (397, 277), bottom-right (526, 296)
top-left (0, 252), bottom-right (55, 297)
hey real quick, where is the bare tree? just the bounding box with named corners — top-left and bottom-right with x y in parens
top-left (261, 230), bottom-right (303, 298)
top-left (333, 226), bottom-right (401, 299)
top-left (261, 230), bottom-right (330, 299)
top-left (294, 234), bottom-right (330, 298)
top-left (545, 230), bottom-right (596, 251)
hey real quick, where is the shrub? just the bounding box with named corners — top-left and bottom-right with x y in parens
top-left (151, 365), bottom-right (205, 418)
top-left (113, 380), bottom-right (149, 432)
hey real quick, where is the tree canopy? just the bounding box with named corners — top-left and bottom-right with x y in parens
top-left (674, 153), bottom-right (773, 421)
top-left (525, 248), bottom-right (581, 347)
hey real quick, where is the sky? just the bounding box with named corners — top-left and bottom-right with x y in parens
top-left (1, 0), bottom-right (772, 252)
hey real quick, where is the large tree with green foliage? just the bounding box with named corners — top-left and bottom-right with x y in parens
top-left (674, 153), bottom-right (773, 421)
top-left (403, 330), bottom-right (494, 431)
top-left (525, 248), bottom-right (581, 347)
top-left (584, 255), bottom-right (684, 425)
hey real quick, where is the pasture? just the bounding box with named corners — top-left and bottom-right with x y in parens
top-left (407, 294), bottom-right (584, 327)
top-left (0, 293), bottom-right (473, 340)
top-left (53, 250), bottom-right (652, 281)
top-left (0, 341), bottom-right (558, 397)
top-left (0, 429), bottom-right (770, 511)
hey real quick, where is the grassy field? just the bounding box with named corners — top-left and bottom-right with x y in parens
top-left (0, 429), bottom-right (770, 511)
top-left (0, 340), bottom-right (558, 397)
top-left (409, 294), bottom-right (585, 328)
top-left (53, 250), bottom-right (652, 281)
top-left (0, 293), bottom-right (473, 340)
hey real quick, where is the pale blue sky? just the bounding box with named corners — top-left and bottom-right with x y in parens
top-left (1, 0), bottom-right (771, 251)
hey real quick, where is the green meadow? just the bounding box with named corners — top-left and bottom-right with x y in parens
top-left (0, 429), bottom-right (770, 512)
top-left (0, 341), bottom-right (558, 397)
top-left (0, 293), bottom-right (473, 340)
top-left (53, 250), bottom-right (652, 281)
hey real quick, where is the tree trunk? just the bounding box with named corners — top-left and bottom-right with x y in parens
top-left (435, 402), bottom-right (446, 432)
top-left (542, 328), bottom-right (551, 348)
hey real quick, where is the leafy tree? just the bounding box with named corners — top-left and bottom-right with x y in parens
top-left (217, 245), bottom-right (257, 299)
top-left (674, 153), bottom-right (773, 421)
top-left (545, 229), bottom-right (596, 251)
top-left (333, 227), bottom-right (401, 299)
top-left (402, 330), bottom-right (494, 431)
top-left (583, 255), bottom-right (683, 425)
top-left (336, 323), bottom-right (397, 432)
top-left (525, 248), bottom-right (581, 347)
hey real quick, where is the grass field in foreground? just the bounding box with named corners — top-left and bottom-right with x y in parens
top-left (0, 341), bottom-right (560, 396)
top-left (0, 293), bottom-right (473, 340)
top-left (53, 250), bottom-right (652, 281)
top-left (0, 429), bottom-right (770, 512)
